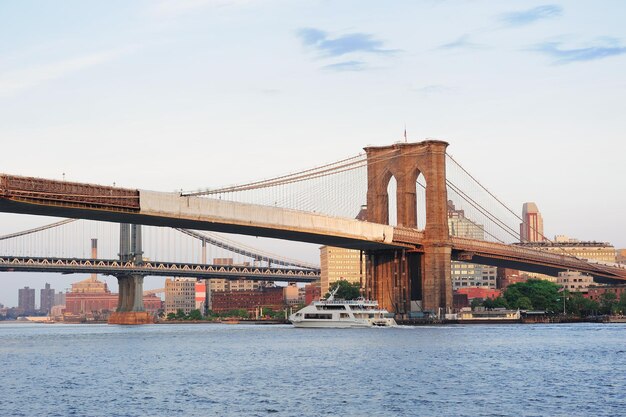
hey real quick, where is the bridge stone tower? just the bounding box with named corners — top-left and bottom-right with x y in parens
top-left (108, 224), bottom-right (152, 324)
top-left (364, 140), bottom-right (452, 315)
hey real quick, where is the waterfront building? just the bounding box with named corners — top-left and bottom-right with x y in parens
top-left (496, 268), bottom-right (528, 290)
top-left (211, 287), bottom-right (284, 314)
top-left (455, 287), bottom-right (501, 301)
top-left (556, 271), bottom-right (593, 293)
top-left (50, 305), bottom-right (65, 320)
top-left (18, 286), bottom-right (35, 313)
top-left (40, 283), bottom-right (55, 314)
top-left (456, 307), bottom-right (521, 321)
top-left (205, 258), bottom-right (266, 309)
top-left (585, 285), bottom-right (626, 302)
top-left (448, 201), bottom-right (497, 289)
top-left (284, 283), bottom-right (301, 306)
top-left (195, 280), bottom-right (207, 313)
top-left (305, 283), bottom-right (321, 304)
top-left (64, 276), bottom-right (161, 317)
top-left (520, 202), bottom-right (545, 242)
top-left (319, 246), bottom-right (365, 296)
top-left (165, 277), bottom-right (196, 315)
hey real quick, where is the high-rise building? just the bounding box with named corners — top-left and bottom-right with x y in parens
top-left (520, 202), bottom-right (545, 242)
top-left (195, 280), bottom-right (207, 313)
top-left (18, 286), bottom-right (36, 313)
top-left (319, 246), bottom-right (365, 296)
top-left (54, 291), bottom-right (66, 307)
top-left (448, 201), bottom-right (497, 289)
top-left (165, 278), bottom-right (196, 315)
top-left (40, 283), bottom-right (55, 314)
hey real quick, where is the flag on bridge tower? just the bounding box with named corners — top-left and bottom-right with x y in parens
top-left (404, 125), bottom-right (407, 142)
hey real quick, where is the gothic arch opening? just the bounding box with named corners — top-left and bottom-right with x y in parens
top-left (387, 175), bottom-right (397, 227)
top-left (416, 173), bottom-right (427, 230)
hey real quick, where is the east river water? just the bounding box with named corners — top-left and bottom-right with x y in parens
top-left (1, 323), bottom-right (625, 417)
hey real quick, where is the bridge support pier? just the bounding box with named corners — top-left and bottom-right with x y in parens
top-left (422, 244), bottom-right (452, 315)
top-left (367, 249), bottom-right (421, 316)
top-left (109, 274), bottom-right (152, 324)
top-left (109, 224), bottom-right (152, 325)
top-left (364, 140), bottom-right (452, 315)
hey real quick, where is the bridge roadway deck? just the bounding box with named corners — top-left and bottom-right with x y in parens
top-left (0, 174), bottom-right (401, 250)
top-left (0, 256), bottom-right (319, 282)
top-left (451, 237), bottom-right (626, 283)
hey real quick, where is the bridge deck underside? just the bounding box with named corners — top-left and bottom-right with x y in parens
top-left (0, 199), bottom-right (401, 251)
top-left (452, 251), bottom-right (626, 285)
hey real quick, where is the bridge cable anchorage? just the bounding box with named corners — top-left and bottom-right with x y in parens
top-left (445, 152), bottom-right (620, 276)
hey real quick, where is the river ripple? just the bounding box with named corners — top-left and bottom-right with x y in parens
top-left (1, 323), bottom-right (625, 417)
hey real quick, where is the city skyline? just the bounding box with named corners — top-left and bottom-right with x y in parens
top-left (1, 1), bottom-right (625, 304)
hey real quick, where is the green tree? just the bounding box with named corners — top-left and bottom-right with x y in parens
top-left (515, 296), bottom-right (533, 310)
top-left (221, 309), bottom-right (249, 318)
top-left (166, 312), bottom-right (176, 321)
top-left (618, 292), bottom-right (626, 315)
top-left (599, 292), bottom-right (619, 315)
top-left (175, 309), bottom-right (187, 320)
top-left (324, 279), bottom-right (361, 300)
top-left (567, 293), bottom-right (599, 317)
top-left (503, 279), bottom-right (561, 312)
top-left (262, 308), bottom-right (285, 319)
top-left (188, 309), bottom-right (203, 321)
top-left (483, 297), bottom-right (509, 309)
top-left (470, 298), bottom-right (483, 309)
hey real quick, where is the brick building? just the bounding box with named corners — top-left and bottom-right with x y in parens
top-left (65, 293), bottom-right (162, 315)
top-left (455, 287), bottom-right (502, 301)
top-left (585, 285), bottom-right (626, 302)
top-left (211, 287), bottom-right (284, 314)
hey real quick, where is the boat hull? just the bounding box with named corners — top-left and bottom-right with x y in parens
top-left (291, 318), bottom-right (396, 328)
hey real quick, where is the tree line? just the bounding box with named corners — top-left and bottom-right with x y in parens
top-left (472, 279), bottom-right (626, 316)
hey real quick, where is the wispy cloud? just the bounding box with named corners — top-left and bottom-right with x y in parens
top-left (296, 28), bottom-right (397, 57)
top-left (530, 40), bottom-right (626, 64)
top-left (0, 46), bottom-right (137, 97)
top-left (322, 61), bottom-right (367, 72)
top-left (439, 35), bottom-right (482, 50)
top-left (500, 5), bottom-right (562, 26)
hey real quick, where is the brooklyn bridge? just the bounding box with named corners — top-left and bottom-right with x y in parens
top-left (1, 140), bottom-right (624, 323)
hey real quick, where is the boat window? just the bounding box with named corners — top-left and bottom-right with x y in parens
top-left (340, 313), bottom-right (349, 319)
top-left (319, 305), bottom-right (346, 310)
top-left (304, 313), bottom-right (332, 320)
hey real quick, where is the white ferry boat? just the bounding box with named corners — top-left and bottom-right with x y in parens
top-left (289, 288), bottom-right (397, 328)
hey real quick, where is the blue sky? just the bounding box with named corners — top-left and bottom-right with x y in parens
top-left (0, 1), bottom-right (625, 305)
